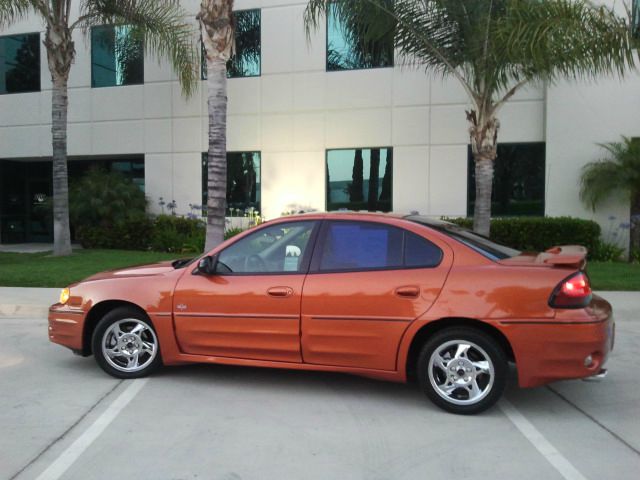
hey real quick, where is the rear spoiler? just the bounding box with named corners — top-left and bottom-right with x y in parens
top-left (543, 245), bottom-right (587, 269)
top-left (497, 245), bottom-right (587, 269)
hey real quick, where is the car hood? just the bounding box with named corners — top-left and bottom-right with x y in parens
top-left (83, 261), bottom-right (177, 282)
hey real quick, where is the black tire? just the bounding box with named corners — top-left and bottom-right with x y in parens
top-left (417, 327), bottom-right (507, 415)
top-left (92, 306), bottom-right (162, 379)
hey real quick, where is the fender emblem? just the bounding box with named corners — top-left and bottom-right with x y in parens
top-left (176, 304), bottom-right (188, 311)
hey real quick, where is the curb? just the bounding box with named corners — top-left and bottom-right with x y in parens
top-left (0, 304), bottom-right (50, 318)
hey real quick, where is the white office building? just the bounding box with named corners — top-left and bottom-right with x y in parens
top-left (0, 0), bottom-right (636, 246)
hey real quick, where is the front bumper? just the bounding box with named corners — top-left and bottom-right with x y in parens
top-left (48, 303), bottom-right (86, 353)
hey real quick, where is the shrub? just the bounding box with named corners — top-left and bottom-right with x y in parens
top-left (76, 217), bottom-right (154, 250)
top-left (589, 240), bottom-right (625, 262)
top-left (70, 167), bottom-right (147, 228)
top-left (150, 215), bottom-right (205, 253)
top-left (442, 217), bottom-right (601, 256)
top-left (224, 227), bottom-right (245, 240)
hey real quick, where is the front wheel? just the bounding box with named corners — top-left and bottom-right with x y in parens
top-left (92, 307), bottom-right (162, 379)
top-left (417, 327), bottom-right (507, 414)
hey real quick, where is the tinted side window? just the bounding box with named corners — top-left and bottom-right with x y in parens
top-left (404, 232), bottom-right (443, 267)
top-left (319, 222), bottom-right (403, 271)
top-left (216, 221), bottom-right (315, 274)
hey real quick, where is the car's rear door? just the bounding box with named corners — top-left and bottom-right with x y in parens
top-left (173, 220), bottom-right (318, 362)
top-left (301, 219), bottom-right (453, 371)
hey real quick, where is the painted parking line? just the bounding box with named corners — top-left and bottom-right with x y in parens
top-left (499, 398), bottom-right (589, 480)
top-left (34, 378), bottom-right (148, 480)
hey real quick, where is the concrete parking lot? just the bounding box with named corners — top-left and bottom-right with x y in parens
top-left (1, 292), bottom-right (639, 480)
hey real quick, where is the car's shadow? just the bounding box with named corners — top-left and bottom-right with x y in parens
top-left (147, 362), bottom-right (522, 416)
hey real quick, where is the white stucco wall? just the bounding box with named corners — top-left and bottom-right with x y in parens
top-left (0, 0), bottom-right (631, 242)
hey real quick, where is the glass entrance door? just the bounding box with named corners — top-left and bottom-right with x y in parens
top-left (26, 178), bottom-right (53, 242)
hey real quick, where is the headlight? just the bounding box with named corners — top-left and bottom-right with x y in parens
top-left (59, 288), bottom-right (70, 305)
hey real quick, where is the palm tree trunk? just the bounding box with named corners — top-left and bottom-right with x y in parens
top-left (51, 73), bottom-right (72, 256)
top-left (468, 111), bottom-right (500, 237)
top-left (379, 149), bottom-right (392, 205)
top-left (368, 148), bottom-right (380, 211)
top-left (205, 56), bottom-right (228, 251)
top-left (350, 149), bottom-right (364, 202)
top-left (45, 22), bottom-right (74, 256)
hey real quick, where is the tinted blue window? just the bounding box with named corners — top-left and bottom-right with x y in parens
top-left (326, 147), bottom-right (392, 212)
top-left (404, 232), bottom-right (442, 267)
top-left (91, 25), bottom-right (143, 88)
top-left (326, 2), bottom-right (393, 71)
top-left (0, 33), bottom-right (40, 94)
top-left (320, 222), bottom-right (403, 271)
top-left (202, 151), bottom-right (261, 216)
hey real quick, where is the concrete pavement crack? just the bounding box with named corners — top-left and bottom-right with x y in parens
top-left (8, 380), bottom-right (124, 480)
top-left (546, 385), bottom-right (640, 457)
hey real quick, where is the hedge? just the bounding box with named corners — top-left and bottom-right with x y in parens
top-left (443, 217), bottom-right (601, 256)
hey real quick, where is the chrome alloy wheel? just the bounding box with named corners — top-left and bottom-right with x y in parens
top-left (101, 319), bottom-right (158, 373)
top-left (428, 340), bottom-right (495, 406)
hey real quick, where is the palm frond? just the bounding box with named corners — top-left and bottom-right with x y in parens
top-left (0, 0), bottom-right (34, 27)
top-left (580, 137), bottom-right (640, 210)
top-left (75, 0), bottom-right (198, 97)
top-left (496, 0), bottom-right (635, 83)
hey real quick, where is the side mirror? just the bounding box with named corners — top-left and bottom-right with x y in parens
top-left (197, 255), bottom-right (218, 275)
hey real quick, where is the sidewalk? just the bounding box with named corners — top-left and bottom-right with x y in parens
top-left (0, 287), bottom-right (636, 318)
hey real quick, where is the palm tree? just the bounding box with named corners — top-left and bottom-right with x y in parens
top-left (580, 137), bottom-right (640, 254)
top-left (198, 0), bottom-right (234, 251)
top-left (0, 0), bottom-right (197, 256)
top-left (305, 0), bottom-right (635, 236)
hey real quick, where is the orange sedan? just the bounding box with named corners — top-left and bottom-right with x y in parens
top-left (48, 213), bottom-right (614, 414)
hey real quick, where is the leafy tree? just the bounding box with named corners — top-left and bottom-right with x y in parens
top-left (305, 0), bottom-right (635, 235)
top-left (580, 137), bottom-right (640, 254)
top-left (0, 0), bottom-right (197, 255)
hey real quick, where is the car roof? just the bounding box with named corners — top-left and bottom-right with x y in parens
top-left (274, 211), bottom-right (454, 226)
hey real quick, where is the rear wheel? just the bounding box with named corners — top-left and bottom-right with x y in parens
top-left (92, 307), bottom-right (162, 379)
top-left (417, 327), bottom-right (507, 414)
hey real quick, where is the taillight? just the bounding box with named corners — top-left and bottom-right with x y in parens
top-left (549, 271), bottom-right (592, 308)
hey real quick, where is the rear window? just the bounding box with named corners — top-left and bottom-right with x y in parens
top-left (407, 216), bottom-right (520, 261)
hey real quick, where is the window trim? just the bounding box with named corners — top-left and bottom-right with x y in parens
top-left (0, 31), bottom-right (41, 95)
top-left (201, 219), bottom-right (321, 277)
top-left (325, 146), bottom-right (393, 213)
top-left (309, 219), bottom-right (443, 274)
top-left (324, 2), bottom-right (394, 72)
top-left (90, 25), bottom-right (144, 89)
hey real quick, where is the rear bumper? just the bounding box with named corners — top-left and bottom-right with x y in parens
top-left (501, 296), bottom-right (614, 388)
top-left (48, 303), bottom-right (86, 352)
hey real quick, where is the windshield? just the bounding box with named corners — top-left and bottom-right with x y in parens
top-left (406, 216), bottom-right (520, 261)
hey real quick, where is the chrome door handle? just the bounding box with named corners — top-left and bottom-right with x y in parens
top-left (267, 286), bottom-right (293, 298)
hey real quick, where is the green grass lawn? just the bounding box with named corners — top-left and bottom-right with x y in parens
top-left (586, 261), bottom-right (640, 291)
top-left (0, 250), bottom-right (184, 288)
top-left (0, 250), bottom-right (638, 290)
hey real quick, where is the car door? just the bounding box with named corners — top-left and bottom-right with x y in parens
top-left (301, 220), bottom-right (453, 371)
top-left (173, 220), bottom-right (318, 362)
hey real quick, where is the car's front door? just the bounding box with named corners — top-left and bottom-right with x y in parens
top-left (173, 220), bottom-right (318, 362)
top-left (301, 220), bottom-right (453, 371)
